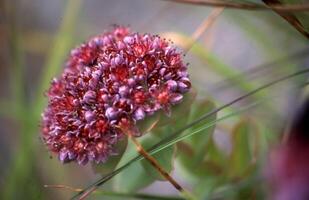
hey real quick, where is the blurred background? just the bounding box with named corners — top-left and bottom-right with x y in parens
top-left (1, 0), bottom-right (308, 199)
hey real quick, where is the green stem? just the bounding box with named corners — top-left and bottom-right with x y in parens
top-left (93, 190), bottom-right (184, 200)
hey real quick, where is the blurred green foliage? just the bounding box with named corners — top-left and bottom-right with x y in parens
top-left (1, 0), bottom-right (309, 200)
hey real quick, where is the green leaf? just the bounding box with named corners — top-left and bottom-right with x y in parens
top-left (177, 100), bottom-right (220, 178)
top-left (187, 100), bottom-right (216, 150)
top-left (205, 137), bottom-right (228, 172)
top-left (92, 137), bottom-right (128, 175)
top-left (135, 89), bottom-right (196, 138)
top-left (167, 90), bottom-right (197, 131)
top-left (228, 119), bottom-right (259, 178)
top-left (152, 90), bottom-right (197, 138)
top-left (113, 136), bottom-right (157, 192)
top-left (193, 177), bottom-right (218, 200)
top-left (113, 160), bottom-right (155, 193)
top-left (141, 133), bottom-right (175, 181)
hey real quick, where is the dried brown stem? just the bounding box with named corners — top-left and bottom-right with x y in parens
top-left (78, 187), bottom-right (97, 200)
top-left (162, 0), bottom-right (309, 12)
top-left (262, 0), bottom-right (309, 39)
top-left (184, 7), bottom-right (224, 52)
top-left (45, 184), bottom-right (82, 192)
top-left (45, 184), bottom-right (96, 200)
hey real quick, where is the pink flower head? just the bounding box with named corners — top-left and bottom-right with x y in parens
top-left (41, 26), bottom-right (191, 165)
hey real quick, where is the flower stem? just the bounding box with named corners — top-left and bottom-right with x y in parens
top-left (125, 130), bottom-right (196, 200)
top-left (127, 131), bottom-right (183, 190)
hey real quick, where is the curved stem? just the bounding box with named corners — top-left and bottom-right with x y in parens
top-left (125, 130), bottom-right (196, 200)
top-left (128, 132), bottom-right (184, 191)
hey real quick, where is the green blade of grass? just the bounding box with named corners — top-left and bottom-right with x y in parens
top-left (34, 0), bottom-right (82, 117)
top-left (72, 67), bottom-right (309, 200)
top-left (3, 1), bottom-right (82, 199)
top-left (93, 190), bottom-right (185, 200)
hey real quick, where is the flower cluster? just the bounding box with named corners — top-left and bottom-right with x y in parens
top-left (41, 27), bottom-right (191, 165)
